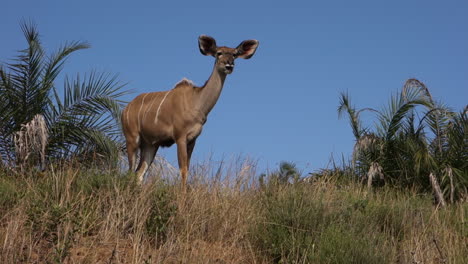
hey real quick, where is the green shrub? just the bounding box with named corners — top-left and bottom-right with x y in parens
top-left (252, 183), bottom-right (397, 263)
top-left (314, 225), bottom-right (392, 264)
top-left (253, 184), bottom-right (327, 262)
top-left (74, 169), bottom-right (129, 194)
top-left (338, 80), bottom-right (468, 203)
top-left (145, 182), bottom-right (176, 242)
top-left (0, 176), bottom-right (19, 211)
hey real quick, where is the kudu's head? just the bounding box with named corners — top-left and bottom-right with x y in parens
top-left (198, 35), bottom-right (259, 74)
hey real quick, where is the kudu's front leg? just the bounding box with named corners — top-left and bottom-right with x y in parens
top-left (187, 140), bottom-right (196, 170)
top-left (176, 139), bottom-right (188, 190)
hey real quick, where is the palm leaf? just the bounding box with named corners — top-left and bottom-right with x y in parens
top-left (377, 80), bottom-right (432, 141)
top-left (338, 92), bottom-right (364, 140)
top-left (42, 40), bottom-right (90, 90)
top-left (47, 72), bottom-right (128, 160)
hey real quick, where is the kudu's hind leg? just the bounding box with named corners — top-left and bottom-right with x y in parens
top-left (125, 136), bottom-right (139, 172)
top-left (135, 143), bottom-right (159, 183)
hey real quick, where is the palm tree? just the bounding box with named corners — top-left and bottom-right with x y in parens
top-left (0, 21), bottom-right (128, 171)
top-left (338, 79), bottom-right (467, 202)
top-left (259, 161), bottom-right (301, 187)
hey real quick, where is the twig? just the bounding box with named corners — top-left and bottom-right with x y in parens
top-left (432, 238), bottom-right (446, 263)
top-left (107, 246), bottom-right (116, 264)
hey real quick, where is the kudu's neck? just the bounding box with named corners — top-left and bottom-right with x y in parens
top-left (196, 64), bottom-right (227, 115)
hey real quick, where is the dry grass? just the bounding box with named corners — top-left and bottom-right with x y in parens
top-left (0, 159), bottom-right (466, 263)
top-left (0, 157), bottom-right (261, 263)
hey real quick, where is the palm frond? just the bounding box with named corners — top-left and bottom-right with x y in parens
top-left (0, 67), bottom-right (14, 128)
top-left (425, 101), bottom-right (455, 159)
top-left (69, 128), bottom-right (122, 166)
top-left (444, 107), bottom-right (468, 166)
top-left (42, 40), bottom-right (90, 92)
top-left (47, 72), bottom-right (128, 160)
top-left (402, 78), bottom-right (434, 104)
top-left (338, 92), bottom-right (364, 140)
top-left (377, 83), bottom-right (432, 141)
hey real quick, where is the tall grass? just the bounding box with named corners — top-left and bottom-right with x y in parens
top-left (0, 160), bottom-right (466, 263)
top-left (253, 177), bottom-right (467, 263)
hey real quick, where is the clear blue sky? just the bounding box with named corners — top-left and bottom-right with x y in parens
top-left (2, 0), bottom-right (467, 174)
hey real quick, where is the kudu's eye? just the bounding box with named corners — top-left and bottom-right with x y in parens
top-left (216, 52), bottom-right (222, 56)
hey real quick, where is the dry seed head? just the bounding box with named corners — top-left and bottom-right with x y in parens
top-left (13, 114), bottom-right (48, 170)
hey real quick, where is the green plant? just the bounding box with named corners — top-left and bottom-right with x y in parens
top-left (145, 182), bottom-right (176, 242)
top-left (252, 182), bottom-right (399, 263)
top-left (0, 176), bottom-right (19, 210)
top-left (259, 161), bottom-right (302, 188)
top-left (253, 184), bottom-right (323, 262)
top-left (0, 20), bottom-right (128, 171)
top-left (338, 79), bottom-right (467, 202)
top-left (314, 225), bottom-right (391, 264)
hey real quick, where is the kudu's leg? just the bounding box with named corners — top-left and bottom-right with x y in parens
top-left (187, 140), bottom-right (196, 170)
top-left (125, 136), bottom-right (139, 172)
top-left (176, 139), bottom-right (189, 189)
top-left (135, 143), bottom-right (159, 183)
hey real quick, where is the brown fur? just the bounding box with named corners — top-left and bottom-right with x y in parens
top-left (122, 35), bottom-right (259, 187)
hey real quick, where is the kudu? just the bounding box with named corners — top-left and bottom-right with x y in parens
top-left (121, 35), bottom-right (259, 187)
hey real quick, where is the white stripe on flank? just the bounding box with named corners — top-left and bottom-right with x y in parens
top-left (154, 90), bottom-right (172, 125)
top-left (125, 105), bottom-right (130, 125)
top-left (143, 93), bottom-right (158, 121)
top-left (137, 94), bottom-right (149, 129)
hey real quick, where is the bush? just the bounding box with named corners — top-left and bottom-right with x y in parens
top-left (252, 181), bottom-right (397, 263)
top-left (0, 175), bottom-right (20, 211)
top-left (338, 80), bottom-right (468, 203)
top-left (314, 225), bottom-right (391, 264)
top-left (145, 181), bottom-right (177, 242)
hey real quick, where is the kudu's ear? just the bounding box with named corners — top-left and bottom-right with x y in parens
top-left (236, 39), bottom-right (259, 59)
top-left (198, 35), bottom-right (217, 56)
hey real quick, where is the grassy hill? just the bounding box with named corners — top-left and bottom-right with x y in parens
top-left (1, 162), bottom-right (466, 263)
